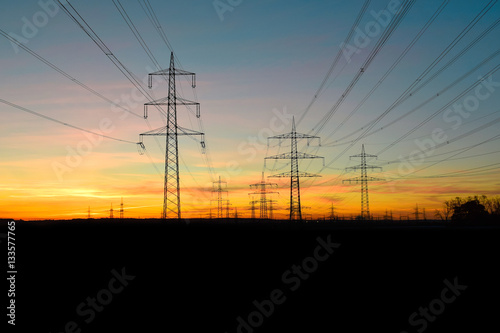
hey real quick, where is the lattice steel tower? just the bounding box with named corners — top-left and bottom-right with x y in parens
top-left (120, 197), bottom-right (124, 219)
top-left (343, 144), bottom-right (383, 220)
top-left (212, 176), bottom-right (228, 219)
top-left (265, 117), bottom-right (323, 221)
top-left (140, 52), bottom-right (204, 219)
top-left (249, 172), bottom-right (278, 219)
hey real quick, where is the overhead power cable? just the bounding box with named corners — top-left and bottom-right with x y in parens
top-left (0, 27), bottom-right (142, 119)
top-left (296, 0), bottom-right (372, 126)
top-left (0, 98), bottom-right (137, 144)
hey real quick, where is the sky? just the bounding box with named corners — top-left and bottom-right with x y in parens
top-left (1, 0), bottom-right (499, 220)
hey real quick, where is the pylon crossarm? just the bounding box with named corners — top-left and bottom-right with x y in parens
top-left (366, 177), bottom-right (385, 181)
top-left (177, 126), bottom-right (204, 136)
top-left (346, 164), bottom-right (382, 171)
top-left (149, 68), bottom-right (195, 76)
top-left (140, 126), bottom-right (203, 137)
top-left (144, 97), bottom-right (200, 118)
top-left (267, 132), bottom-right (321, 144)
top-left (343, 177), bottom-right (362, 184)
top-left (270, 172), bottom-right (321, 178)
top-left (350, 153), bottom-right (378, 159)
top-left (140, 125), bottom-right (168, 136)
top-left (148, 68), bottom-right (196, 89)
top-left (145, 96), bottom-right (199, 107)
top-left (266, 152), bottom-right (323, 160)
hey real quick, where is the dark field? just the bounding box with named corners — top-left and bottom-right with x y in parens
top-left (3, 218), bottom-right (500, 332)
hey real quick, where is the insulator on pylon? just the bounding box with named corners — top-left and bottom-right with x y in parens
top-left (192, 75), bottom-right (196, 88)
top-left (196, 104), bottom-right (200, 118)
top-left (148, 74), bottom-right (153, 89)
top-left (137, 142), bottom-right (146, 155)
top-left (144, 105), bottom-right (148, 119)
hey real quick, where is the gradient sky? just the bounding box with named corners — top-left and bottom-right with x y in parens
top-left (1, 0), bottom-right (499, 219)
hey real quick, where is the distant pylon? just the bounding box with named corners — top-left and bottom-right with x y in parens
top-left (226, 200), bottom-right (231, 219)
top-left (268, 200), bottom-right (277, 220)
top-left (211, 176), bottom-right (228, 219)
top-left (120, 197), bottom-right (124, 219)
top-left (343, 144), bottom-right (383, 220)
top-left (249, 172), bottom-right (278, 219)
top-left (414, 204), bottom-right (420, 221)
top-left (329, 203), bottom-right (335, 221)
top-left (234, 207), bottom-right (239, 219)
top-left (139, 52), bottom-right (204, 219)
top-left (109, 203), bottom-right (114, 219)
top-left (250, 197), bottom-right (257, 220)
top-left (266, 117), bottom-right (323, 221)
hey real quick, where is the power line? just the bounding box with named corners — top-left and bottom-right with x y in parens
top-left (323, 1), bottom-right (499, 167)
top-left (326, 0), bottom-right (450, 139)
top-left (0, 27), bottom-right (142, 119)
top-left (311, 0), bottom-right (416, 136)
top-left (0, 98), bottom-right (138, 144)
top-left (296, 0), bottom-right (372, 126)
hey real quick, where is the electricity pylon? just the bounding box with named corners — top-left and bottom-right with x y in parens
top-left (265, 117), bottom-right (323, 221)
top-left (120, 197), bottom-right (124, 219)
top-left (413, 204), bottom-right (420, 221)
top-left (249, 196), bottom-right (257, 220)
top-left (212, 176), bottom-right (228, 219)
top-left (343, 144), bottom-right (383, 220)
top-left (140, 52), bottom-right (204, 219)
top-left (249, 172), bottom-right (278, 219)
top-left (268, 200), bottom-right (278, 220)
top-left (109, 203), bottom-right (114, 219)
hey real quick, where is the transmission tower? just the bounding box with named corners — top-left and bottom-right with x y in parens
top-left (120, 197), bottom-right (124, 219)
top-left (211, 176), bottom-right (228, 219)
top-left (226, 200), bottom-right (231, 219)
top-left (413, 204), bottom-right (420, 221)
top-left (139, 52), bottom-right (204, 219)
top-left (249, 197), bottom-right (257, 220)
top-left (268, 200), bottom-right (278, 220)
top-left (329, 203), bottom-right (336, 221)
top-left (109, 203), bottom-right (114, 219)
top-left (343, 144), bottom-right (383, 220)
top-left (249, 172), bottom-right (278, 219)
top-left (266, 117), bottom-right (323, 221)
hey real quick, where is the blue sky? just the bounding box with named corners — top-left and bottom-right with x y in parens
top-left (1, 0), bottom-right (499, 218)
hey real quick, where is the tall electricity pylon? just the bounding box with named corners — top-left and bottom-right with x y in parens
top-left (249, 172), bottom-right (278, 219)
top-left (140, 52), bottom-right (204, 219)
top-left (343, 144), bottom-right (383, 220)
top-left (212, 176), bottom-right (228, 219)
top-left (266, 117), bottom-right (323, 221)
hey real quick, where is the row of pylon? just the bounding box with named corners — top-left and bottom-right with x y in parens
top-left (138, 52), bottom-right (383, 221)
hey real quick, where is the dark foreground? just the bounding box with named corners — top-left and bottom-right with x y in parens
top-left (2, 218), bottom-right (500, 332)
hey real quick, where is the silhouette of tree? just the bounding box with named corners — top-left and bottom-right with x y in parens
top-left (451, 197), bottom-right (488, 221)
top-left (434, 200), bottom-right (454, 221)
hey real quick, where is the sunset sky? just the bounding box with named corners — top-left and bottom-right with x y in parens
top-left (1, 0), bottom-right (499, 220)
